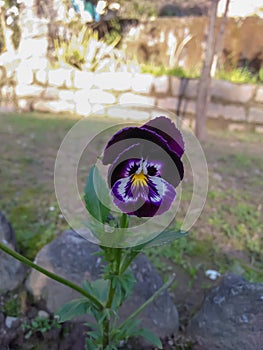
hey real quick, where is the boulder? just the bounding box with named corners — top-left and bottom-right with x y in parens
top-left (0, 212), bottom-right (26, 293)
top-left (189, 274), bottom-right (263, 350)
top-left (26, 230), bottom-right (179, 338)
top-left (0, 212), bottom-right (16, 247)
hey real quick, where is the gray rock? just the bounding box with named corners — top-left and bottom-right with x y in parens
top-left (189, 274), bottom-right (263, 350)
top-left (0, 212), bottom-right (26, 293)
top-left (0, 211), bottom-right (16, 247)
top-left (5, 316), bottom-right (18, 329)
top-left (37, 310), bottom-right (49, 319)
top-left (26, 230), bottom-right (179, 337)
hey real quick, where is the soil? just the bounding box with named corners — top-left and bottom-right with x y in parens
top-left (0, 113), bottom-right (262, 349)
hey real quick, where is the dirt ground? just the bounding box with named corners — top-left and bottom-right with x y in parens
top-left (0, 112), bottom-right (262, 349)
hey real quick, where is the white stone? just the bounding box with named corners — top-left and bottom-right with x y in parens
top-left (207, 103), bottom-right (246, 121)
top-left (180, 100), bottom-right (196, 114)
top-left (35, 69), bottom-right (48, 85)
top-left (255, 87), bottom-right (263, 103)
top-left (1, 85), bottom-right (14, 98)
top-left (132, 73), bottom-right (154, 93)
top-left (18, 37), bottom-right (48, 59)
top-left (74, 71), bottom-right (94, 89)
top-left (74, 90), bottom-right (92, 116)
top-left (91, 104), bottom-right (105, 115)
top-left (16, 62), bottom-right (33, 85)
top-left (17, 99), bottom-right (31, 111)
top-left (228, 123), bottom-right (246, 132)
top-left (27, 57), bottom-right (48, 70)
top-left (119, 93), bottom-right (155, 106)
top-left (48, 69), bottom-right (72, 88)
top-left (171, 77), bottom-right (198, 98)
top-left (153, 75), bottom-right (169, 94)
top-left (157, 97), bottom-right (178, 110)
top-left (248, 108), bottom-right (263, 123)
top-left (43, 87), bottom-right (60, 100)
top-left (16, 84), bottom-right (44, 98)
top-left (82, 89), bottom-right (116, 104)
top-left (211, 80), bottom-right (255, 103)
top-left (94, 72), bottom-right (132, 91)
top-left (58, 90), bottom-right (75, 102)
top-left (5, 316), bottom-right (17, 329)
top-left (0, 52), bottom-right (20, 78)
top-left (205, 269), bottom-right (221, 281)
top-left (33, 100), bottom-right (75, 113)
top-left (108, 107), bottom-right (150, 121)
top-left (38, 310), bottom-right (49, 319)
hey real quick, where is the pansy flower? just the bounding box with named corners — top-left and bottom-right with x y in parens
top-left (102, 117), bottom-right (184, 217)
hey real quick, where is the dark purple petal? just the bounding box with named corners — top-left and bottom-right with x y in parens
top-left (102, 116), bottom-right (185, 218)
top-left (103, 117), bottom-right (184, 166)
top-left (108, 142), bottom-right (183, 189)
top-left (143, 116), bottom-right (184, 158)
top-left (111, 176), bottom-right (176, 217)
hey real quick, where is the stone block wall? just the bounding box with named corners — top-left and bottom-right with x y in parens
top-left (0, 63), bottom-right (263, 131)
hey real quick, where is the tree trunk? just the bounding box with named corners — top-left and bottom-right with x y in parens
top-left (0, 5), bottom-right (6, 53)
top-left (195, 0), bottom-right (219, 142)
top-left (211, 0), bottom-right (231, 77)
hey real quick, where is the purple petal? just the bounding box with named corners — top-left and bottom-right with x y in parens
top-left (103, 119), bottom-right (184, 165)
top-left (111, 176), bottom-right (176, 217)
top-left (143, 116), bottom-right (184, 158)
top-left (106, 136), bottom-right (183, 189)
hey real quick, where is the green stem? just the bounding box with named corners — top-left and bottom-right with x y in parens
top-left (119, 213), bottom-right (129, 229)
top-left (119, 275), bottom-right (176, 330)
top-left (0, 242), bottom-right (103, 310)
top-left (120, 250), bottom-right (140, 274)
top-left (102, 247), bottom-right (123, 348)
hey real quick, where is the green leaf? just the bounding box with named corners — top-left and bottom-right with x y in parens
top-left (82, 279), bottom-right (109, 304)
top-left (136, 328), bottom-right (163, 349)
top-left (117, 318), bottom-right (142, 339)
top-left (85, 337), bottom-right (98, 350)
top-left (55, 298), bottom-right (92, 323)
top-left (111, 271), bottom-right (136, 306)
top-left (84, 165), bottom-right (110, 224)
top-left (135, 229), bottom-right (188, 250)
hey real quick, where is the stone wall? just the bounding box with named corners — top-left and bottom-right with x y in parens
top-left (0, 64), bottom-right (263, 131)
top-left (121, 17), bottom-right (263, 72)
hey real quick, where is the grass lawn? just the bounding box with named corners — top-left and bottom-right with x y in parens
top-left (1, 112), bottom-right (262, 322)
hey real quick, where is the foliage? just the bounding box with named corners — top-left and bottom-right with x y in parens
top-left (3, 295), bottom-right (21, 317)
top-left (118, 0), bottom-right (157, 19)
top-left (141, 63), bottom-right (263, 85)
top-left (141, 63), bottom-right (199, 78)
top-left (2, 0), bottom-right (21, 50)
top-left (84, 165), bottom-right (110, 224)
top-left (22, 316), bottom-right (61, 339)
top-left (54, 165), bottom-right (185, 349)
top-left (215, 67), bottom-right (258, 84)
top-left (53, 26), bottom-right (123, 71)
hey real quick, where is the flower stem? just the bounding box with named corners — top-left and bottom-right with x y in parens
top-left (119, 213), bottom-right (129, 229)
top-left (102, 247), bottom-right (123, 348)
top-left (0, 242), bottom-right (103, 310)
top-left (119, 274), bottom-right (176, 330)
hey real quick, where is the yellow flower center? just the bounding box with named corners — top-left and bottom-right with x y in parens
top-left (132, 172), bottom-right (148, 187)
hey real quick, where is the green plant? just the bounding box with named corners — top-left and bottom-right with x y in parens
top-left (54, 26), bottom-right (122, 71)
top-left (3, 295), bottom-right (21, 317)
top-left (22, 316), bottom-right (61, 339)
top-left (0, 117), bottom-right (187, 350)
top-left (215, 67), bottom-right (257, 84)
